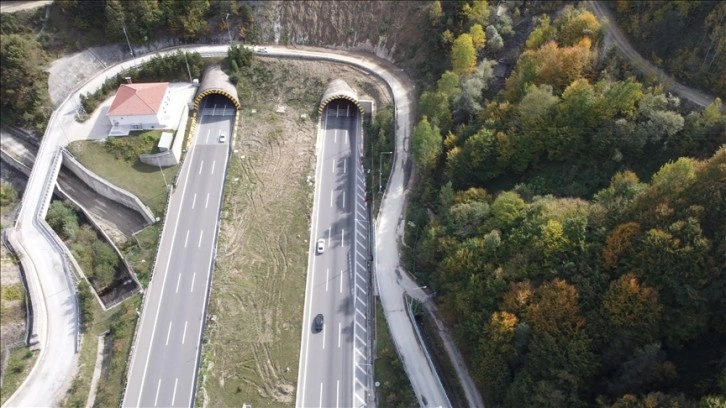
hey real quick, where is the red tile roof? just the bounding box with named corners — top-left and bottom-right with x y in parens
top-left (107, 83), bottom-right (169, 116)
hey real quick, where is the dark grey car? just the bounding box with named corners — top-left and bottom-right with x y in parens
top-left (313, 313), bottom-right (324, 333)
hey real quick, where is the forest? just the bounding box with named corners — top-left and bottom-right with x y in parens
top-left (609, 1), bottom-right (725, 99)
top-left (410, 1), bottom-right (726, 406)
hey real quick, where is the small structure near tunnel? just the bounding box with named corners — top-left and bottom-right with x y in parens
top-left (319, 79), bottom-right (364, 115)
top-left (193, 64), bottom-right (241, 111)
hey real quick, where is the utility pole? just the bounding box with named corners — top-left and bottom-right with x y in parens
top-left (183, 51), bottom-right (193, 83)
top-left (122, 23), bottom-right (135, 58)
top-left (225, 13), bottom-right (232, 44)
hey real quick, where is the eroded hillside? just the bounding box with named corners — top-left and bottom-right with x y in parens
top-left (251, 1), bottom-right (430, 64)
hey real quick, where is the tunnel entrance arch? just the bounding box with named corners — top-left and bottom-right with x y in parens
top-left (318, 79), bottom-right (364, 115)
top-left (193, 64), bottom-right (241, 111)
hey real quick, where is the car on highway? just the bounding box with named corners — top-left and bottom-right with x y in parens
top-left (316, 239), bottom-right (325, 254)
top-left (313, 314), bottom-right (324, 332)
top-left (219, 132), bottom-right (226, 143)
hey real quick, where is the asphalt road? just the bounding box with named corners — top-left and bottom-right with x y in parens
top-left (123, 95), bottom-right (233, 407)
top-left (296, 102), bottom-right (371, 407)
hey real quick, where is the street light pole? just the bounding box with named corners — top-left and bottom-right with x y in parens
top-left (378, 151), bottom-right (393, 194)
top-left (156, 157), bottom-right (168, 190)
top-left (225, 13), bottom-right (232, 44)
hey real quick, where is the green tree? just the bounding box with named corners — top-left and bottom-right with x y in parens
top-left (0, 34), bottom-right (51, 130)
top-left (0, 181), bottom-right (18, 207)
top-left (91, 240), bottom-right (119, 289)
top-left (554, 6), bottom-right (602, 47)
top-left (526, 15), bottom-right (556, 50)
top-left (419, 91), bottom-right (452, 134)
top-left (461, 0), bottom-right (490, 27)
top-left (437, 70), bottom-right (461, 102)
top-left (451, 33), bottom-right (477, 76)
top-left (469, 23), bottom-right (486, 51)
top-left (412, 117), bottom-right (442, 171)
top-left (491, 191), bottom-right (525, 228)
top-left (486, 25), bottom-right (504, 51)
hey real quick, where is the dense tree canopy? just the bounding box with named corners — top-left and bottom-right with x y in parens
top-left (408, 2), bottom-right (726, 407)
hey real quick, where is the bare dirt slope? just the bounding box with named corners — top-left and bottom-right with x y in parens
top-left (251, 1), bottom-right (431, 65)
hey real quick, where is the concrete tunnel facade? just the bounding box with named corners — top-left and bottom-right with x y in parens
top-left (193, 64), bottom-right (241, 110)
top-left (318, 79), bottom-right (364, 114)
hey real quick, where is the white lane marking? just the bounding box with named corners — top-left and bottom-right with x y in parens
top-left (211, 160), bottom-right (216, 175)
top-left (336, 380), bottom-right (340, 408)
top-left (175, 273), bottom-right (181, 293)
top-left (356, 308), bottom-right (365, 318)
top-left (198, 230), bottom-right (204, 248)
top-left (356, 319), bottom-right (367, 332)
top-left (345, 129), bottom-right (348, 145)
top-left (330, 189), bottom-right (334, 208)
top-left (338, 323), bottom-right (341, 348)
top-left (165, 322), bottom-right (172, 345)
top-left (332, 158), bottom-right (336, 173)
top-left (326, 268), bottom-right (329, 292)
top-left (182, 321), bottom-right (188, 344)
top-left (357, 228), bottom-right (366, 239)
top-left (355, 348), bottom-right (365, 358)
top-left (322, 324), bottom-right (326, 349)
top-left (300, 112), bottom-right (327, 406)
top-left (357, 283), bottom-right (367, 296)
top-left (192, 193), bottom-right (197, 209)
top-left (341, 228), bottom-right (345, 247)
top-left (357, 296), bottom-right (366, 306)
top-left (171, 378), bottom-right (179, 406)
top-left (328, 228), bottom-right (331, 246)
top-left (154, 379), bottom-right (161, 406)
top-left (205, 192), bottom-right (210, 209)
top-left (343, 158), bottom-right (347, 174)
top-left (342, 191), bottom-right (345, 209)
top-left (355, 376), bottom-right (368, 391)
top-left (206, 129), bottom-right (210, 143)
top-left (184, 230), bottom-right (189, 248)
top-left (199, 160), bottom-right (204, 175)
top-left (190, 272), bottom-right (196, 293)
top-left (319, 383), bottom-right (324, 408)
top-left (135, 137), bottom-right (198, 406)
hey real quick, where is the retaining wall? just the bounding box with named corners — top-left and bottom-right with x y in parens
top-left (60, 149), bottom-right (156, 224)
top-left (0, 149), bottom-right (32, 177)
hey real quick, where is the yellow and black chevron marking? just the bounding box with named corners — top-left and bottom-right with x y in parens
top-left (193, 89), bottom-right (241, 110)
top-left (318, 95), bottom-right (364, 114)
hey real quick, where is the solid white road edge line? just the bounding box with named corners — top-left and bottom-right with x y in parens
top-left (134, 134), bottom-right (197, 407)
top-left (298, 107), bottom-right (327, 407)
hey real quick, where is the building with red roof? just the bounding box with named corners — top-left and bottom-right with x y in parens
top-left (107, 82), bottom-right (171, 133)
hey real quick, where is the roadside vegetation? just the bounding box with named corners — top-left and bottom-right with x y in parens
top-left (407, 2), bottom-right (726, 406)
top-left (45, 200), bottom-right (131, 299)
top-left (363, 104), bottom-right (395, 215)
top-left (62, 291), bottom-right (140, 408)
top-left (374, 302), bottom-right (417, 407)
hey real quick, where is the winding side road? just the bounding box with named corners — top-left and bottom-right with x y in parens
top-left (588, 0), bottom-right (723, 111)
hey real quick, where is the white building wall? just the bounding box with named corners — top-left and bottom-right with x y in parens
top-left (108, 113), bottom-right (162, 129)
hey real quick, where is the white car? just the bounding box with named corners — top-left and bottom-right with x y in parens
top-left (219, 132), bottom-right (226, 143)
top-left (316, 239), bottom-right (325, 254)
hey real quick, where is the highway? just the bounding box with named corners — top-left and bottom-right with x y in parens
top-left (296, 102), bottom-right (371, 407)
top-left (123, 95), bottom-right (233, 407)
